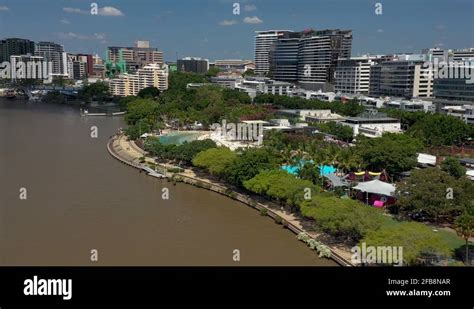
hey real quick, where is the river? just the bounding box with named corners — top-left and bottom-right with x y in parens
top-left (0, 99), bottom-right (336, 266)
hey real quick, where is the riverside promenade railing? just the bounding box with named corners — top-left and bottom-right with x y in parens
top-left (106, 134), bottom-right (354, 267)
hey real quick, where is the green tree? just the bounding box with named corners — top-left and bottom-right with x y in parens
top-left (297, 162), bottom-right (321, 185)
top-left (315, 122), bottom-right (354, 142)
top-left (137, 86), bottom-right (161, 99)
top-left (356, 133), bottom-right (423, 175)
top-left (192, 147), bottom-right (237, 178)
top-left (408, 113), bottom-right (472, 146)
top-left (173, 139), bottom-right (217, 164)
top-left (205, 67), bottom-right (221, 78)
top-left (244, 169), bottom-right (318, 209)
top-left (242, 69), bottom-right (255, 77)
top-left (124, 119), bottom-right (152, 140)
top-left (441, 157), bottom-right (466, 179)
top-left (361, 222), bottom-right (452, 265)
top-left (454, 213), bottom-right (474, 265)
top-left (224, 148), bottom-right (278, 186)
top-left (125, 98), bottom-right (158, 125)
top-left (394, 168), bottom-right (474, 223)
top-left (78, 81), bottom-right (110, 103)
top-left (300, 196), bottom-right (386, 241)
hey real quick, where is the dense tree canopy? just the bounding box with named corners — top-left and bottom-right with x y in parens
top-left (223, 148), bottom-right (279, 186)
top-left (144, 138), bottom-right (217, 164)
top-left (441, 157), bottom-right (467, 179)
top-left (300, 195), bottom-right (387, 241)
top-left (314, 121), bottom-right (354, 142)
top-left (79, 81), bottom-right (110, 103)
top-left (383, 109), bottom-right (474, 147)
top-left (125, 98), bottom-right (159, 126)
top-left (361, 222), bottom-right (452, 265)
top-left (394, 167), bottom-right (474, 223)
top-left (244, 169), bottom-right (318, 209)
top-left (137, 86), bottom-right (161, 99)
top-left (192, 147), bottom-right (237, 178)
top-left (356, 133), bottom-right (423, 175)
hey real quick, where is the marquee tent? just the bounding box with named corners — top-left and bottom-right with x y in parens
top-left (352, 179), bottom-right (396, 197)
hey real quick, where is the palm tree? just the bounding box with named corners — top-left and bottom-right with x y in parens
top-left (454, 213), bottom-right (474, 265)
top-left (280, 146), bottom-right (293, 165)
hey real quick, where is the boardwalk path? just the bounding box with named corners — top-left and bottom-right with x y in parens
top-left (107, 134), bottom-right (355, 266)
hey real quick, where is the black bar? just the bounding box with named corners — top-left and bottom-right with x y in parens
top-left (0, 267), bottom-right (472, 306)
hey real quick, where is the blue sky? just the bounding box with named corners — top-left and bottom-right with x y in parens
top-left (0, 0), bottom-right (473, 61)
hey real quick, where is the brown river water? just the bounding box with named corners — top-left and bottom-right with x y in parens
top-left (0, 99), bottom-right (336, 266)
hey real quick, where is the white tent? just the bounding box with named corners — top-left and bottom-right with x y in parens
top-left (417, 153), bottom-right (436, 166)
top-left (467, 169), bottom-right (474, 181)
top-left (352, 179), bottom-right (396, 197)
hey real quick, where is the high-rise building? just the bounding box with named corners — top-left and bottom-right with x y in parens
top-left (35, 41), bottom-right (68, 76)
top-left (109, 63), bottom-right (169, 96)
top-left (297, 29), bottom-right (352, 90)
top-left (451, 48), bottom-right (474, 62)
top-left (67, 53), bottom-right (94, 80)
top-left (254, 30), bottom-right (293, 76)
top-left (334, 56), bottom-right (377, 95)
top-left (177, 57), bottom-right (209, 74)
top-left (266, 29), bottom-right (353, 90)
top-left (0, 38), bottom-right (35, 62)
top-left (269, 35), bottom-right (300, 82)
top-left (422, 48), bottom-right (449, 62)
top-left (369, 60), bottom-right (433, 99)
top-left (91, 54), bottom-right (105, 78)
top-left (433, 64), bottom-right (474, 111)
top-left (106, 40), bottom-right (164, 75)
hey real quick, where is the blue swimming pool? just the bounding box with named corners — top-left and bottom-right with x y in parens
top-left (281, 161), bottom-right (336, 176)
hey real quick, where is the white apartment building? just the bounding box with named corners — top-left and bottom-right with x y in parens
top-left (109, 63), bottom-right (169, 96)
top-left (35, 41), bottom-right (68, 76)
top-left (369, 60), bottom-right (433, 99)
top-left (356, 96), bottom-right (385, 109)
top-left (384, 99), bottom-right (434, 112)
top-left (299, 110), bottom-right (345, 123)
top-left (341, 112), bottom-right (402, 138)
top-left (442, 105), bottom-right (474, 125)
top-left (255, 30), bottom-right (292, 75)
top-left (335, 57), bottom-right (376, 95)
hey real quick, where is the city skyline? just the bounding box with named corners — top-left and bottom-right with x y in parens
top-left (0, 0), bottom-right (473, 61)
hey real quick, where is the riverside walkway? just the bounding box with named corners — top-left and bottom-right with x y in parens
top-left (107, 134), bottom-right (354, 266)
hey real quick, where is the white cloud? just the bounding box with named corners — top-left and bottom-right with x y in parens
top-left (63, 6), bottom-right (124, 16)
top-left (243, 4), bottom-right (257, 12)
top-left (56, 32), bottom-right (107, 43)
top-left (98, 6), bottom-right (124, 16)
top-left (243, 16), bottom-right (263, 24)
top-left (0, 5), bottom-right (9, 11)
top-left (57, 32), bottom-right (89, 40)
top-left (219, 19), bottom-right (238, 26)
top-left (377, 29), bottom-right (384, 33)
top-left (60, 19), bottom-right (70, 24)
top-left (63, 7), bottom-right (88, 14)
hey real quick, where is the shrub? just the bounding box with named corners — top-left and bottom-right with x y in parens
top-left (274, 216), bottom-right (283, 225)
top-left (361, 222), bottom-right (452, 265)
top-left (300, 196), bottom-right (386, 241)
